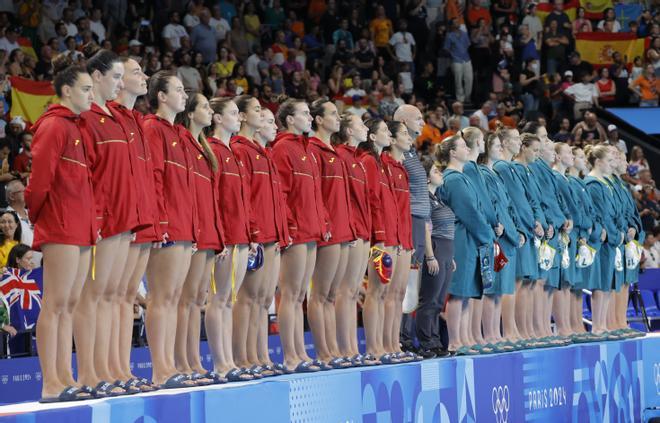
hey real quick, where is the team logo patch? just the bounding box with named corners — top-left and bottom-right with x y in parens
top-left (172, 141), bottom-right (177, 147)
top-left (74, 139), bottom-right (80, 146)
top-left (301, 156), bottom-right (307, 161)
top-left (99, 117), bottom-right (105, 124)
top-left (352, 163), bottom-right (356, 168)
top-left (255, 154), bottom-right (260, 160)
top-left (226, 157), bottom-right (231, 163)
top-left (197, 154), bottom-right (203, 160)
top-left (329, 157), bottom-right (335, 163)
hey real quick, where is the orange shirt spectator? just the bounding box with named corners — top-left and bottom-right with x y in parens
top-left (446, 0), bottom-right (466, 26)
top-left (488, 115), bottom-right (515, 130)
top-left (308, 0), bottom-right (327, 24)
top-left (467, 3), bottom-right (492, 27)
top-left (417, 123), bottom-right (443, 147)
top-left (291, 19), bottom-right (305, 38)
top-left (370, 6), bottom-right (393, 48)
top-left (630, 66), bottom-right (659, 102)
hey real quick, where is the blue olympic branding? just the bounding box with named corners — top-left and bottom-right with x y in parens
top-left (527, 386), bottom-right (567, 411)
top-left (492, 385), bottom-right (510, 423)
top-left (655, 362), bottom-right (660, 395)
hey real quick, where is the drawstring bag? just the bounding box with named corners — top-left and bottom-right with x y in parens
top-left (614, 247), bottom-right (623, 272)
top-left (560, 233), bottom-right (570, 269)
top-left (493, 241), bottom-right (508, 272)
top-left (538, 240), bottom-right (557, 271)
top-left (371, 247), bottom-right (393, 285)
top-left (625, 240), bottom-right (643, 269)
top-left (247, 244), bottom-right (264, 271)
top-left (576, 244), bottom-right (596, 268)
top-left (478, 244), bottom-right (494, 291)
top-left (402, 267), bottom-right (420, 313)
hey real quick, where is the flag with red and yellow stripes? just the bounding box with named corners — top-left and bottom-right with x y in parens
top-left (9, 76), bottom-right (57, 125)
top-left (536, 0), bottom-right (578, 23)
top-left (575, 32), bottom-right (648, 66)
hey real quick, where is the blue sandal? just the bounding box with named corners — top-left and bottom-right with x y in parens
top-left (160, 374), bottom-right (196, 390)
top-left (311, 359), bottom-right (333, 371)
top-left (294, 361), bottom-right (321, 373)
top-left (204, 371), bottom-right (227, 384)
top-left (114, 379), bottom-right (140, 395)
top-left (225, 368), bottom-right (253, 382)
top-left (39, 386), bottom-right (92, 403)
top-left (273, 363), bottom-right (291, 375)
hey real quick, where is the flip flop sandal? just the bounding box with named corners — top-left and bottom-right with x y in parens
top-left (160, 374), bottom-right (196, 390)
top-left (259, 364), bottom-right (276, 377)
top-left (454, 346), bottom-right (480, 356)
top-left (190, 372), bottom-right (213, 386)
top-left (273, 363), bottom-right (290, 375)
top-left (125, 377), bottom-right (152, 393)
top-left (114, 379), bottom-right (140, 395)
top-left (379, 353), bottom-right (400, 364)
top-left (204, 371), bottom-right (227, 384)
top-left (225, 368), bottom-right (254, 382)
top-left (311, 359), bottom-right (333, 371)
top-left (362, 353), bottom-right (381, 365)
top-left (95, 381), bottom-right (126, 397)
top-left (247, 365), bottom-right (264, 379)
top-left (39, 386), bottom-right (91, 403)
top-left (294, 361), bottom-right (320, 373)
top-left (327, 357), bottom-right (351, 369)
top-left (349, 355), bottom-right (363, 367)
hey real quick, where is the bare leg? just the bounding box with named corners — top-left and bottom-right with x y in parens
top-left (309, 244), bottom-right (341, 362)
top-left (189, 251), bottom-right (214, 374)
top-left (471, 298), bottom-right (485, 344)
top-left (363, 246), bottom-right (397, 357)
top-left (482, 295), bottom-right (497, 343)
top-left (294, 243), bottom-right (317, 363)
top-left (447, 297), bottom-right (469, 351)
top-left (532, 280), bottom-right (546, 338)
top-left (175, 250), bottom-right (213, 374)
top-left (256, 243), bottom-right (280, 365)
top-left (502, 285), bottom-right (520, 341)
top-left (515, 281), bottom-right (530, 339)
top-left (383, 249), bottom-right (410, 353)
top-left (117, 243), bottom-right (150, 380)
top-left (38, 245), bottom-right (91, 399)
top-left (145, 243), bottom-right (194, 385)
top-left (616, 284), bottom-right (629, 329)
top-left (325, 243), bottom-right (349, 359)
top-left (336, 240), bottom-right (369, 357)
top-left (234, 246), bottom-right (263, 368)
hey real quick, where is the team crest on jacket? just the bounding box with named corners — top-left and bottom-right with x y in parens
top-left (197, 154), bottom-right (203, 160)
top-left (225, 157), bottom-right (231, 163)
top-left (172, 140), bottom-right (177, 147)
top-left (74, 139), bottom-right (80, 146)
top-left (255, 154), bottom-right (260, 160)
top-left (301, 156), bottom-right (307, 161)
top-left (329, 157), bottom-right (335, 163)
top-left (352, 163), bottom-right (356, 168)
top-left (99, 117), bottom-right (105, 124)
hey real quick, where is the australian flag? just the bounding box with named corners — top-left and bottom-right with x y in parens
top-left (0, 267), bottom-right (43, 331)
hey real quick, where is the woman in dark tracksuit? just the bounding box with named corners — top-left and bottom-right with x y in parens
top-left (415, 158), bottom-right (455, 357)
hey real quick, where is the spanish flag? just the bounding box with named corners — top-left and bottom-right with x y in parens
top-left (575, 33), bottom-right (648, 67)
top-left (537, 0), bottom-right (578, 23)
top-left (9, 77), bottom-right (57, 125)
top-left (580, 0), bottom-right (612, 20)
top-left (17, 37), bottom-right (37, 59)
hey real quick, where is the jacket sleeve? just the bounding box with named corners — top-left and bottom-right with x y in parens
top-left (442, 175), bottom-right (495, 246)
top-left (272, 146), bottom-right (299, 240)
top-left (25, 119), bottom-right (66, 224)
top-left (362, 156), bottom-right (386, 243)
top-left (143, 123), bottom-right (169, 236)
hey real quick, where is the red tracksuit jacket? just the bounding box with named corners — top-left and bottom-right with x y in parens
top-left (359, 151), bottom-right (399, 247)
top-left (335, 144), bottom-right (371, 242)
top-left (382, 152), bottom-right (413, 250)
top-left (25, 104), bottom-right (97, 250)
top-left (271, 132), bottom-right (330, 244)
top-left (81, 103), bottom-right (150, 238)
top-left (142, 114), bottom-right (197, 242)
top-left (209, 136), bottom-right (252, 246)
top-left (308, 137), bottom-right (356, 246)
top-left (107, 101), bottom-right (161, 243)
top-left (179, 128), bottom-right (223, 251)
top-left (231, 135), bottom-right (289, 245)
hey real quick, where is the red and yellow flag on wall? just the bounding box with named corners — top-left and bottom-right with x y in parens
top-left (580, 0), bottom-right (612, 20)
top-left (9, 76), bottom-right (57, 125)
top-left (575, 33), bottom-right (648, 66)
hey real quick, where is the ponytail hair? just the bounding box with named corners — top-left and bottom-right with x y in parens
top-left (85, 48), bottom-right (119, 76)
top-left (276, 98), bottom-right (305, 130)
top-left (358, 118), bottom-right (385, 163)
top-left (478, 131), bottom-right (499, 164)
top-left (52, 53), bottom-right (87, 97)
top-left (584, 144), bottom-right (609, 167)
top-left (176, 92), bottom-right (219, 172)
top-left (310, 97), bottom-right (332, 131)
top-left (461, 126), bottom-right (482, 150)
top-left (147, 70), bottom-right (176, 110)
top-left (332, 114), bottom-right (354, 146)
top-left (435, 134), bottom-right (462, 167)
top-left (520, 132), bottom-right (540, 148)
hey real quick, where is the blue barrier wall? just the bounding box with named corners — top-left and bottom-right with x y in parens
top-left (0, 336), bottom-right (658, 423)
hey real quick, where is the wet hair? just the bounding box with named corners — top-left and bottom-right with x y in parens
top-left (175, 92), bottom-right (219, 172)
top-left (461, 126), bottom-right (483, 150)
top-left (332, 114), bottom-right (354, 146)
top-left (310, 97), bottom-right (332, 131)
top-left (147, 70), bottom-right (176, 110)
top-left (0, 210), bottom-right (22, 244)
top-left (584, 144), bottom-right (609, 167)
top-left (478, 132), bottom-right (500, 164)
top-left (276, 98), bottom-right (305, 130)
top-left (358, 118), bottom-right (385, 163)
top-left (6, 243), bottom-right (31, 269)
top-left (522, 120), bottom-right (542, 136)
top-left (85, 48), bottom-right (119, 75)
top-left (435, 134), bottom-right (463, 166)
top-left (51, 53), bottom-right (87, 97)
top-left (520, 133), bottom-right (540, 148)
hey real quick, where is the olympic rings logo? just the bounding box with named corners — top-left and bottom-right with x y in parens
top-left (492, 385), bottom-right (510, 423)
top-left (654, 363), bottom-right (660, 395)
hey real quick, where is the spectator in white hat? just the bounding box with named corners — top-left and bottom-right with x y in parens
top-left (604, 124), bottom-right (628, 154)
